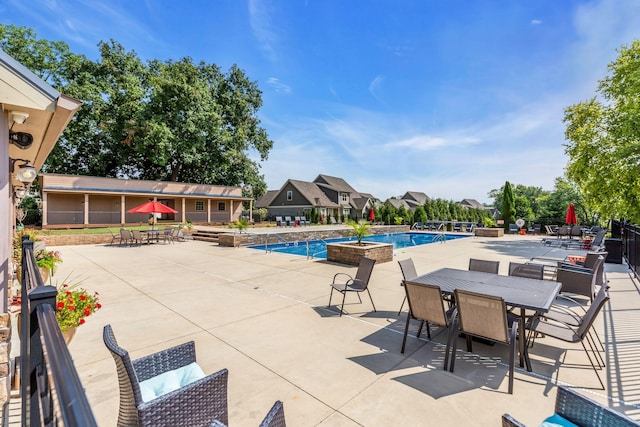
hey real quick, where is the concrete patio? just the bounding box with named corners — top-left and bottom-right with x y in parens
top-left (34, 230), bottom-right (640, 426)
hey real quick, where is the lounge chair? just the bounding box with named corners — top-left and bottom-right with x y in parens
top-left (469, 258), bottom-right (500, 274)
top-left (275, 216), bottom-right (284, 227)
top-left (449, 289), bottom-right (519, 394)
top-left (284, 216), bottom-right (293, 226)
top-left (502, 385), bottom-right (639, 426)
top-left (328, 257), bottom-right (376, 316)
top-left (299, 216), bottom-right (309, 226)
top-left (103, 324), bottom-right (229, 427)
top-left (508, 224), bottom-right (519, 234)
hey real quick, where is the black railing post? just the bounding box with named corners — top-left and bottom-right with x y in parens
top-left (27, 286), bottom-right (58, 426)
top-left (20, 236), bottom-right (34, 426)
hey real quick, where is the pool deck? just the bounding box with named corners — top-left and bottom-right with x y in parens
top-left (25, 228), bottom-right (640, 426)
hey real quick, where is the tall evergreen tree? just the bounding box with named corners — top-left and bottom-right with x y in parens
top-left (501, 181), bottom-right (516, 231)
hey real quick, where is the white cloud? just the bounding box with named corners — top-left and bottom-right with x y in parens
top-left (531, 19), bottom-right (542, 25)
top-left (266, 77), bottom-right (292, 93)
top-left (248, 0), bottom-right (279, 62)
top-left (368, 75), bottom-right (385, 103)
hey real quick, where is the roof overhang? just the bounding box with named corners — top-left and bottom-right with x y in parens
top-left (1, 49), bottom-right (82, 188)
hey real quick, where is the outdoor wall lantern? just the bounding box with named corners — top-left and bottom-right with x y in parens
top-left (10, 158), bottom-right (37, 184)
top-left (14, 186), bottom-right (27, 199)
top-left (8, 111), bottom-right (33, 150)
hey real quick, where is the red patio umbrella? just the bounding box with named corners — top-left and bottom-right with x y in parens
top-left (565, 203), bottom-right (577, 225)
top-left (368, 207), bottom-right (375, 222)
top-left (128, 201), bottom-right (178, 229)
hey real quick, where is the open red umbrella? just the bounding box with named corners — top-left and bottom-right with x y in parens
top-left (128, 201), bottom-right (178, 229)
top-left (368, 207), bottom-right (375, 222)
top-left (565, 203), bottom-right (577, 225)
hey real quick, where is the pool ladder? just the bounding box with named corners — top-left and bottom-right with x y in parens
top-left (306, 235), bottom-right (329, 260)
top-left (264, 233), bottom-right (294, 253)
top-left (432, 231), bottom-right (447, 244)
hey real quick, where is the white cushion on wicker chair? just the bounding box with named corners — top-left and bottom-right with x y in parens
top-left (139, 362), bottom-right (205, 402)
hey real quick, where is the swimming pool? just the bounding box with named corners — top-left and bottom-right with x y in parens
top-left (248, 232), bottom-right (469, 259)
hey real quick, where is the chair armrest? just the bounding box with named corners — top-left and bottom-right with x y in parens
top-left (556, 386), bottom-right (639, 426)
top-left (139, 368), bottom-right (228, 427)
top-left (133, 341), bottom-right (197, 381)
top-left (332, 272), bottom-right (354, 284)
top-left (501, 413), bottom-right (526, 427)
top-left (557, 263), bottom-right (592, 273)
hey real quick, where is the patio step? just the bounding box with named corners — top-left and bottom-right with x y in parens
top-left (191, 229), bottom-right (222, 243)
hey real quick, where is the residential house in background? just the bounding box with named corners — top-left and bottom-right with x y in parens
top-left (256, 174), bottom-right (377, 222)
top-left (459, 198), bottom-right (486, 210)
top-left (401, 191), bottom-right (430, 209)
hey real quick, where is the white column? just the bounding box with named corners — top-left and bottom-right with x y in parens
top-left (181, 198), bottom-right (186, 223)
top-left (249, 199), bottom-right (253, 222)
top-left (84, 193), bottom-right (89, 225)
top-left (120, 195), bottom-right (125, 225)
top-left (0, 112), bottom-right (9, 312)
top-left (229, 200), bottom-right (233, 223)
top-left (207, 199), bottom-right (211, 223)
top-left (41, 192), bottom-right (48, 227)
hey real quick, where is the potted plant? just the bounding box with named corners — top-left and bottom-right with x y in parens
top-left (348, 219), bottom-right (371, 245)
top-left (35, 249), bottom-right (63, 284)
top-left (56, 278), bottom-right (102, 343)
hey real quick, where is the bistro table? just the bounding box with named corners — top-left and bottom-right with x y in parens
top-left (406, 267), bottom-right (561, 372)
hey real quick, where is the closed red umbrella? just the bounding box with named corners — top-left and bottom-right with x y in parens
top-left (565, 203), bottom-right (577, 225)
top-left (368, 207), bottom-right (375, 222)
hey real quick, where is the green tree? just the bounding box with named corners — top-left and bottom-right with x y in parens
top-left (414, 205), bottom-right (427, 224)
top-left (0, 24), bottom-right (273, 194)
top-left (501, 181), bottom-right (516, 230)
top-left (564, 39), bottom-right (640, 222)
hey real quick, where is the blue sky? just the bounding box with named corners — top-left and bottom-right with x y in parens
top-left (2, 0), bottom-right (640, 203)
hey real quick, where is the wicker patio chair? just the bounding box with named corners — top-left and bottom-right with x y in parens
top-left (328, 256), bottom-right (376, 316)
top-left (508, 262), bottom-right (544, 280)
top-left (502, 386), bottom-right (640, 426)
top-left (527, 288), bottom-right (609, 389)
top-left (397, 258), bottom-right (418, 315)
top-left (103, 324), bottom-right (229, 427)
top-left (210, 400), bottom-right (286, 427)
top-left (131, 229), bottom-right (148, 245)
top-left (401, 281), bottom-right (456, 369)
top-left (449, 289), bottom-right (519, 394)
top-left (468, 258), bottom-right (500, 274)
top-left (109, 228), bottom-right (122, 246)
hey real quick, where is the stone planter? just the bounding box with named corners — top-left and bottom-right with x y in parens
top-left (326, 241), bottom-right (393, 266)
top-left (474, 228), bottom-right (504, 237)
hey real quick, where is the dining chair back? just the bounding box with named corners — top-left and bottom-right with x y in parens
top-left (401, 282), bottom-right (455, 369)
top-left (397, 258), bottom-right (417, 314)
top-left (469, 258), bottom-right (500, 274)
top-left (508, 262), bottom-right (544, 280)
top-left (450, 289), bottom-right (518, 393)
top-left (328, 257), bottom-right (377, 316)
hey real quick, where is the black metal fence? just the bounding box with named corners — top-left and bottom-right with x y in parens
top-left (20, 237), bottom-right (97, 426)
top-left (612, 219), bottom-right (640, 279)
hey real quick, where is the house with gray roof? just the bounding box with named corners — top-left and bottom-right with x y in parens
top-left (460, 198), bottom-right (486, 210)
top-left (401, 191), bottom-right (430, 209)
top-left (259, 174), bottom-right (377, 222)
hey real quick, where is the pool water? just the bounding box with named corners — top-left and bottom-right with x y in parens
top-left (248, 232), bottom-right (469, 259)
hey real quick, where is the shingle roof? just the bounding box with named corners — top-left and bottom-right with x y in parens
top-left (288, 180), bottom-right (339, 207)
top-left (387, 199), bottom-right (410, 209)
top-left (313, 174), bottom-right (359, 194)
top-left (255, 190), bottom-right (279, 208)
top-left (402, 191), bottom-right (430, 204)
top-left (460, 198), bottom-right (486, 209)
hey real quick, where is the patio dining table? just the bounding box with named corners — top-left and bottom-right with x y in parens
top-left (406, 267), bottom-right (561, 372)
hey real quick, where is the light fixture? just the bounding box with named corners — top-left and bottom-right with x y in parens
top-left (11, 111), bottom-right (29, 124)
top-left (9, 131), bottom-right (34, 149)
top-left (10, 158), bottom-right (37, 184)
top-left (14, 186), bottom-right (27, 198)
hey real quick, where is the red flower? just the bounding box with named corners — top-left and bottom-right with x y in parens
top-left (97, 303), bottom-right (102, 309)
top-left (57, 302), bottom-right (64, 308)
top-left (79, 319), bottom-right (85, 325)
top-left (79, 295), bottom-right (86, 301)
top-left (66, 291), bottom-right (72, 296)
top-left (83, 309), bottom-right (91, 316)
top-left (67, 305), bottom-right (75, 311)
top-left (63, 284), bottom-right (69, 288)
